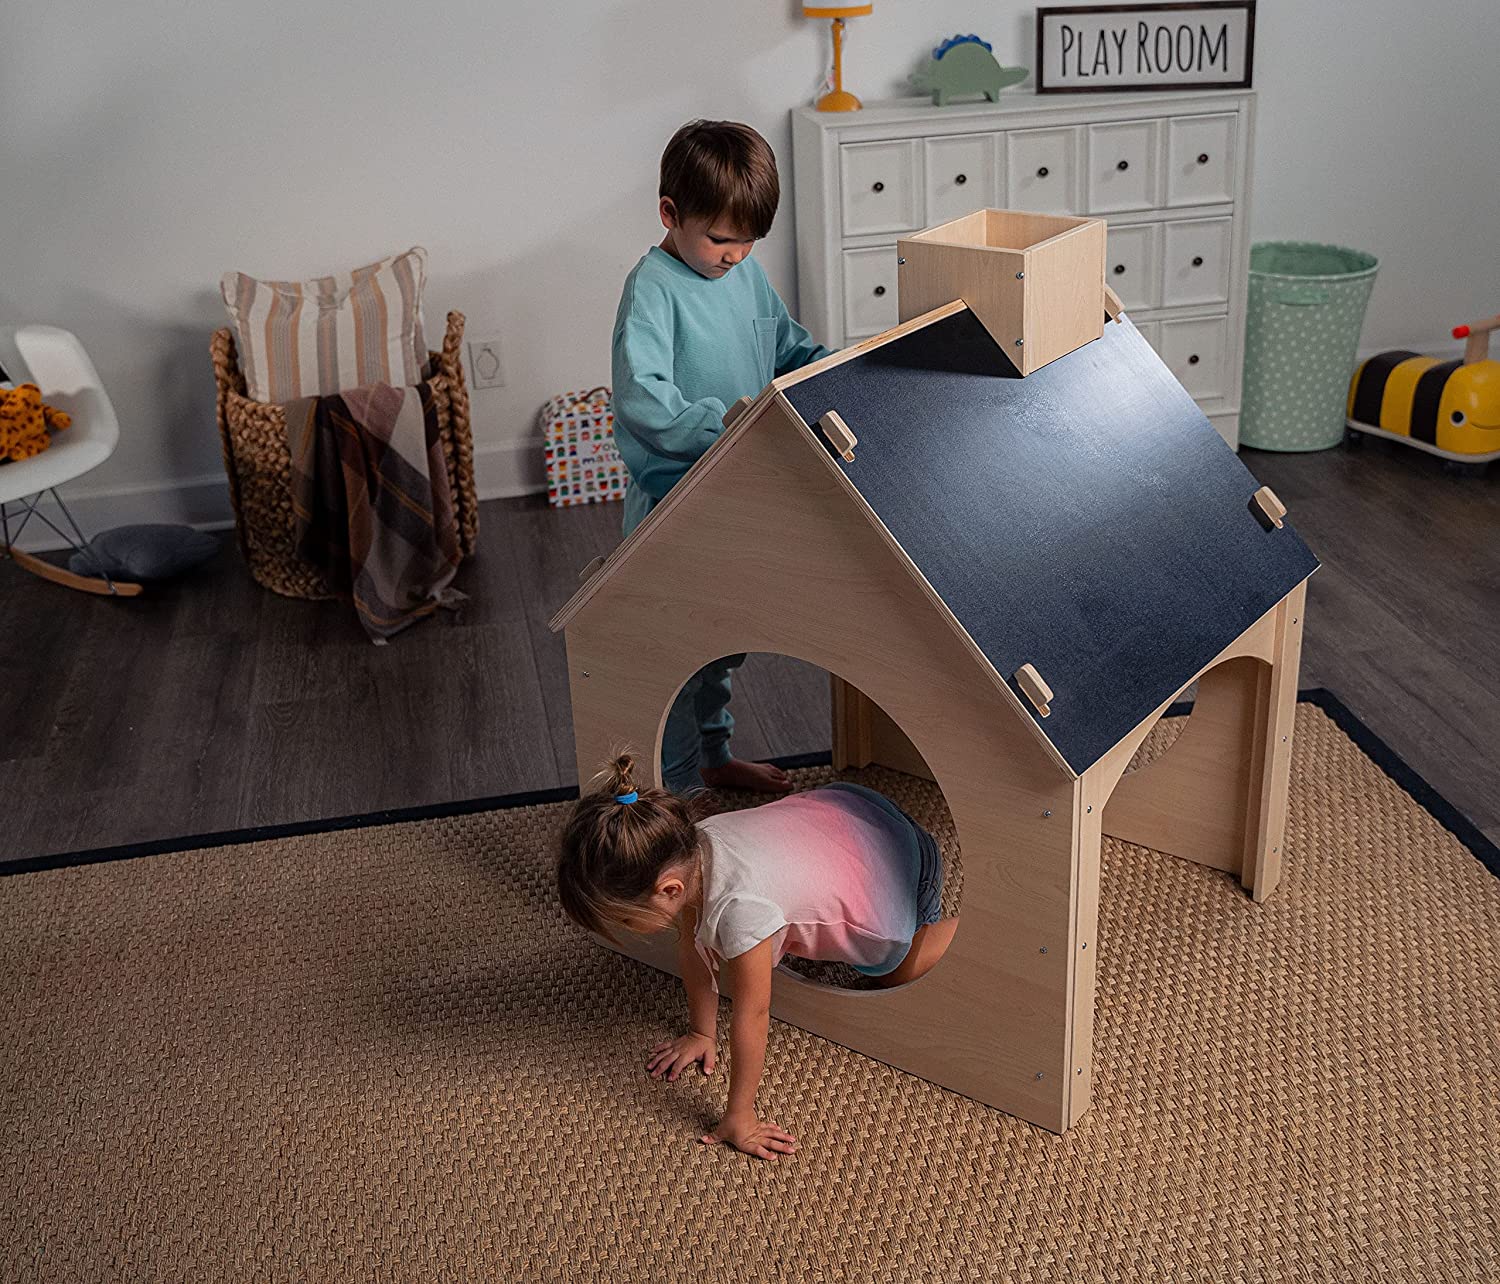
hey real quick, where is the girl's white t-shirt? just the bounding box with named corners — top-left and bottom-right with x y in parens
top-left (692, 785), bottom-right (921, 988)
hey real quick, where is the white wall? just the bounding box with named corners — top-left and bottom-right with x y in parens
top-left (2, 0), bottom-right (1495, 528)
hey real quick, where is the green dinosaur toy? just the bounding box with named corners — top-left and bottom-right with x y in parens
top-left (911, 35), bottom-right (1028, 106)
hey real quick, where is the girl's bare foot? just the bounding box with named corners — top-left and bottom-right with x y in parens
top-left (699, 759), bottom-right (794, 794)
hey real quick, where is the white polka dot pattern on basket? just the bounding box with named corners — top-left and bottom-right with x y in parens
top-left (1240, 242), bottom-right (1378, 452)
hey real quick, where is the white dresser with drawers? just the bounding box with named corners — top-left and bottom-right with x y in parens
top-left (790, 89), bottom-right (1256, 447)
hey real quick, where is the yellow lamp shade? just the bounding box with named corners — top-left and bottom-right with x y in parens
top-left (803, 4), bottom-right (872, 17)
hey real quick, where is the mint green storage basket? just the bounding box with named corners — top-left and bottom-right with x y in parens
top-left (1240, 242), bottom-right (1378, 451)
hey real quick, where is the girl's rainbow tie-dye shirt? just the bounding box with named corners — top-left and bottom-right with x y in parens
top-left (693, 783), bottom-right (923, 987)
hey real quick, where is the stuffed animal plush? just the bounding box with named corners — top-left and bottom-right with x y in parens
top-left (0, 382), bottom-right (71, 463)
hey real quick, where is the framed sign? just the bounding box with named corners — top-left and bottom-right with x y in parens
top-left (1036, 2), bottom-right (1255, 93)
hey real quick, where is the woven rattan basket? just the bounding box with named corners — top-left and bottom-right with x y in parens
top-left (210, 310), bottom-right (479, 600)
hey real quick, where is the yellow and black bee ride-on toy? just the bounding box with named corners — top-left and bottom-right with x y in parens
top-left (1346, 312), bottom-right (1500, 474)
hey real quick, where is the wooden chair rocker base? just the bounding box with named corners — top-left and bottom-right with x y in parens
top-left (5, 545), bottom-right (142, 597)
top-left (1, 492), bottom-right (142, 597)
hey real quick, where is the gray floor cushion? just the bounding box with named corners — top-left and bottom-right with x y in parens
top-left (70, 524), bottom-right (219, 582)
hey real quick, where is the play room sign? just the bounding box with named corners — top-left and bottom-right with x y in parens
top-left (1036, 2), bottom-right (1255, 93)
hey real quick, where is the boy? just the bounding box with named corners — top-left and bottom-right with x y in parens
top-left (611, 119), bottom-right (832, 797)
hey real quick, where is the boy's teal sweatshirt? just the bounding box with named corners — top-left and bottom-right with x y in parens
top-left (610, 246), bottom-right (830, 532)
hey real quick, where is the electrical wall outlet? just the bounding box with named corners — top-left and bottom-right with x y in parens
top-left (467, 337), bottom-right (505, 389)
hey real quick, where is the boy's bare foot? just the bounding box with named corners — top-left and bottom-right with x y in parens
top-left (699, 759), bottom-right (794, 794)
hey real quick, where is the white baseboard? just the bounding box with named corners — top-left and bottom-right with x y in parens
top-left (474, 436), bottom-right (548, 500)
top-left (7, 330), bottom-right (1464, 555)
top-left (8, 438), bottom-right (550, 553)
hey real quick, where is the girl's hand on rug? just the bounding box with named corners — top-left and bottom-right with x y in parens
top-left (699, 1110), bottom-right (798, 1161)
top-left (647, 1032), bottom-right (717, 1081)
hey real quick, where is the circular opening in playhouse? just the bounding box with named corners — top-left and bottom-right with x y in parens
top-left (659, 652), bottom-right (963, 993)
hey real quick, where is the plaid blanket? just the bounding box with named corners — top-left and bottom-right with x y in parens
top-left (286, 381), bottom-right (462, 642)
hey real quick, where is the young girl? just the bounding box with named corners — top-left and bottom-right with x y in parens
top-left (557, 753), bottom-right (958, 1161)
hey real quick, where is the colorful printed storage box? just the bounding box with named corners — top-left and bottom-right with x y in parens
top-left (542, 386), bottom-right (626, 507)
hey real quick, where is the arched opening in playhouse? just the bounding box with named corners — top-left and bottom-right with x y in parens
top-left (1101, 654), bottom-right (1282, 882)
top-left (654, 650), bottom-right (965, 993)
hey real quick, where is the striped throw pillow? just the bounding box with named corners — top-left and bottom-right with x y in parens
top-left (220, 246), bottom-right (430, 404)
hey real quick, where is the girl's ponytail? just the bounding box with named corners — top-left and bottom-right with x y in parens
top-left (556, 750), bottom-right (700, 939)
top-left (602, 752), bottom-right (638, 802)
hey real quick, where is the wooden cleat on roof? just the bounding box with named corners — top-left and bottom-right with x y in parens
top-left (817, 410), bottom-right (859, 462)
top-left (1251, 486), bottom-right (1287, 530)
top-left (1015, 663), bottom-right (1054, 718)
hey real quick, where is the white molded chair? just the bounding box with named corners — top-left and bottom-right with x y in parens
top-left (0, 325), bottom-right (140, 595)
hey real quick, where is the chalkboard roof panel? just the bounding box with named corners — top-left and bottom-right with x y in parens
top-left (782, 307), bottom-right (1319, 774)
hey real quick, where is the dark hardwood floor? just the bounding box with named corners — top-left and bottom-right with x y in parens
top-left (1247, 439), bottom-right (1500, 844)
top-left (0, 494), bottom-right (833, 860)
top-left (3, 432), bottom-right (1496, 862)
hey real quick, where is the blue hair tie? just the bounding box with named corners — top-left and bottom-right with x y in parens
top-left (615, 790), bottom-right (639, 804)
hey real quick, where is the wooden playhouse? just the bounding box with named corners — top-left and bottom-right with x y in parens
top-left (550, 210), bottom-right (1319, 1134)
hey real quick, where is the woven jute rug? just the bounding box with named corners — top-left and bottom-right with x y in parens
top-left (3, 694), bottom-right (1497, 1282)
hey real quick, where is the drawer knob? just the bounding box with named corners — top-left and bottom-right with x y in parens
top-left (873, 285), bottom-right (886, 297)
top-left (1113, 264), bottom-right (1126, 275)
top-left (1192, 255), bottom-right (1204, 267)
top-left (1036, 166), bottom-right (1049, 178)
top-left (872, 181), bottom-right (884, 192)
top-left (1116, 159), bottom-right (1129, 171)
top-left (1197, 152), bottom-right (1210, 164)
top-left (955, 173), bottom-right (967, 185)
top-left (1189, 354), bottom-right (1200, 365)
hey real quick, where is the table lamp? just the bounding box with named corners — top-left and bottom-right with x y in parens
top-left (804, 4), bottom-right (872, 112)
